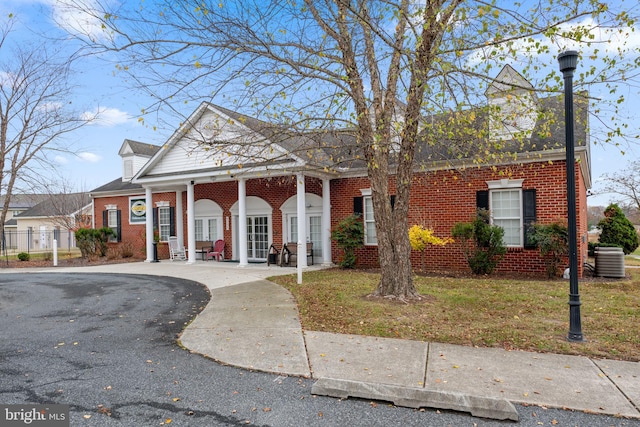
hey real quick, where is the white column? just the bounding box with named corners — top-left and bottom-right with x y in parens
top-left (322, 178), bottom-right (332, 266)
top-left (186, 181), bottom-right (196, 264)
top-left (175, 189), bottom-right (184, 244)
top-left (238, 178), bottom-right (248, 267)
top-left (145, 187), bottom-right (154, 262)
top-left (296, 173), bottom-right (307, 284)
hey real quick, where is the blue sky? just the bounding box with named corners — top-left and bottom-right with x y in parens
top-left (2, 0), bottom-right (639, 207)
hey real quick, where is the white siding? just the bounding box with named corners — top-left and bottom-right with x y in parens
top-left (149, 109), bottom-right (288, 176)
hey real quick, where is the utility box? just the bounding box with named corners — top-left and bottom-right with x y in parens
top-left (595, 247), bottom-right (625, 278)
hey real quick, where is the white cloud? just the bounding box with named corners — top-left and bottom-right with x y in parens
top-left (54, 155), bottom-right (69, 165)
top-left (465, 17), bottom-right (640, 68)
top-left (77, 152), bottom-right (101, 163)
top-left (81, 107), bottom-right (133, 127)
top-left (43, 0), bottom-right (115, 43)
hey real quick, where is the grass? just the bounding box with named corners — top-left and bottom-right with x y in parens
top-left (2, 250), bottom-right (82, 261)
top-left (270, 268), bottom-right (640, 361)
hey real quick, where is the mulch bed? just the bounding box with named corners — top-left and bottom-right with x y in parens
top-left (0, 256), bottom-right (144, 269)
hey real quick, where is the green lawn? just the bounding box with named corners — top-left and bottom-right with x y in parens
top-left (271, 268), bottom-right (640, 361)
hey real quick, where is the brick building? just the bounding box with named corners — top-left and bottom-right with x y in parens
top-left (90, 66), bottom-right (590, 276)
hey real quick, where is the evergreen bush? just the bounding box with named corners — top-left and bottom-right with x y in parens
top-left (452, 209), bottom-right (506, 275)
top-left (598, 204), bottom-right (639, 255)
top-left (331, 214), bottom-right (364, 268)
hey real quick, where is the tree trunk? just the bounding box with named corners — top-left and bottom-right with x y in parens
top-left (368, 161), bottom-right (419, 301)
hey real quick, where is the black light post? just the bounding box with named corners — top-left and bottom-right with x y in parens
top-left (558, 50), bottom-right (584, 342)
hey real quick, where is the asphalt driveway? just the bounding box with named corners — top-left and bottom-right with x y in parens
top-left (1, 273), bottom-right (638, 427)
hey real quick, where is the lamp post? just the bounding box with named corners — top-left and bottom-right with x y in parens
top-left (558, 50), bottom-right (584, 342)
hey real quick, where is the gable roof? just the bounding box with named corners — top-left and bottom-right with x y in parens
top-left (118, 139), bottom-right (161, 157)
top-left (15, 193), bottom-right (91, 218)
top-left (119, 65), bottom-right (590, 189)
top-left (90, 177), bottom-right (143, 195)
top-left (0, 194), bottom-right (50, 210)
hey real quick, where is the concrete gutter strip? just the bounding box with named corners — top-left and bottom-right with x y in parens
top-left (311, 378), bottom-right (519, 422)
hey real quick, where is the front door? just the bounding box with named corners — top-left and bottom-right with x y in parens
top-left (247, 216), bottom-right (269, 260)
top-left (289, 215), bottom-right (322, 260)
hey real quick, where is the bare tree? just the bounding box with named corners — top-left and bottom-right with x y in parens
top-left (599, 160), bottom-right (640, 214)
top-left (35, 176), bottom-right (92, 231)
top-left (62, 0), bottom-right (640, 299)
top-left (0, 17), bottom-right (93, 241)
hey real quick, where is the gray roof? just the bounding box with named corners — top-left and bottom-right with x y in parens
top-left (124, 139), bottom-right (162, 157)
top-left (90, 177), bottom-right (143, 194)
top-left (16, 193), bottom-right (90, 218)
top-left (414, 92), bottom-right (589, 165)
top-left (209, 90), bottom-right (586, 173)
top-left (0, 194), bottom-right (50, 210)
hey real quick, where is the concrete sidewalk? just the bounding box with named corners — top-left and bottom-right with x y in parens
top-left (3, 260), bottom-right (639, 421)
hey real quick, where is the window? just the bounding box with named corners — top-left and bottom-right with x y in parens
top-left (107, 209), bottom-right (119, 242)
top-left (158, 207), bottom-right (171, 242)
top-left (363, 196), bottom-right (377, 245)
top-left (123, 159), bottom-right (133, 179)
top-left (480, 179), bottom-right (536, 249)
top-left (353, 191), bottom-right (395, 246)
top-left (491, 189), bottom-right (522, 246)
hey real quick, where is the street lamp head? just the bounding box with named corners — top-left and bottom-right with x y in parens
top-left (558, 50), bottom-right (579, 73)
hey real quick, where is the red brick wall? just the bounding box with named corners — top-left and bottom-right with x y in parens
top-left (93, 160), bottom-right (588, 277)
top-left (330, 160), bottom-right (588, 277)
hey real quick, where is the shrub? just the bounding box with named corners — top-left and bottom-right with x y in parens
top-left (452, 209), bottom-right (506, 275)
top-left (75, 228), bottom-right (98, 259)
top-left (75, 227), bottom-right (116, 259)
top-left (331, 214), bottom-right (364, 268)
top-left (598, 204), bottom-right (639, 255)
top-left (106, 246), bottom-right (121, 260)
top-left (121, 242), bottom-right (135, 258)
top-left (529, 222), bottom-right (568, 278)
top-left (408, 225), bottom-right (453, 272)
top-left (17, 252), bottom-right (30, 261)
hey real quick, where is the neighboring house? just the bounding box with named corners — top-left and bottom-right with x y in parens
top-left (1, 194), bottom-right (51, 251)
top-left (10, 193), bottom-right (92, 252)
top-left (90, 66), bottom-right (591, 277)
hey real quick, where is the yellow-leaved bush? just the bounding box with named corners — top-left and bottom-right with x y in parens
top-left (408, 225), bottom-right (453, 272)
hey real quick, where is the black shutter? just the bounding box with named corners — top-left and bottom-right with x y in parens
top-left (169, 207), bottom-right (176, 237)
top-left (390, 195), bottom-right (396, 210)
top-left (523, 189), bottom-right (537, 249)
top-left (353, 197), bottom-right (363, 216)
top-left (116, 210), bottom-right (122, 242)
top-left (102, 210), bottom-right (107, 228)
top-left (153, 208), bottom-right (158, 229)
top-left (476, 190), bottom-right (489, 223)
top-left (476, 191), bottom-right (489, 211)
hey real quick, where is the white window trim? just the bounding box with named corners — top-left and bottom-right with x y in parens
top-left (486, 179), bottom-right (524, 248)
top-left (158, 206), bottom-right (171, 242)
top-left (360, 189), bottom-right (377, 246)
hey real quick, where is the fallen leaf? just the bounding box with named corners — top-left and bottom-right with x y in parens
top-left (263, 407), bottom-right (271, 412)
top-left (172, 397), bottom-right (181, 402)
top-left (83, 415), bottom-right (91, 419)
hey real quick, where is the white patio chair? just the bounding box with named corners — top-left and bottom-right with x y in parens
top-left (168, 236), bottom-right (186, 261)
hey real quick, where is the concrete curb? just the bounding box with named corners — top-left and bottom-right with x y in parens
top-left (311, 377), bottom-right (519, 421)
